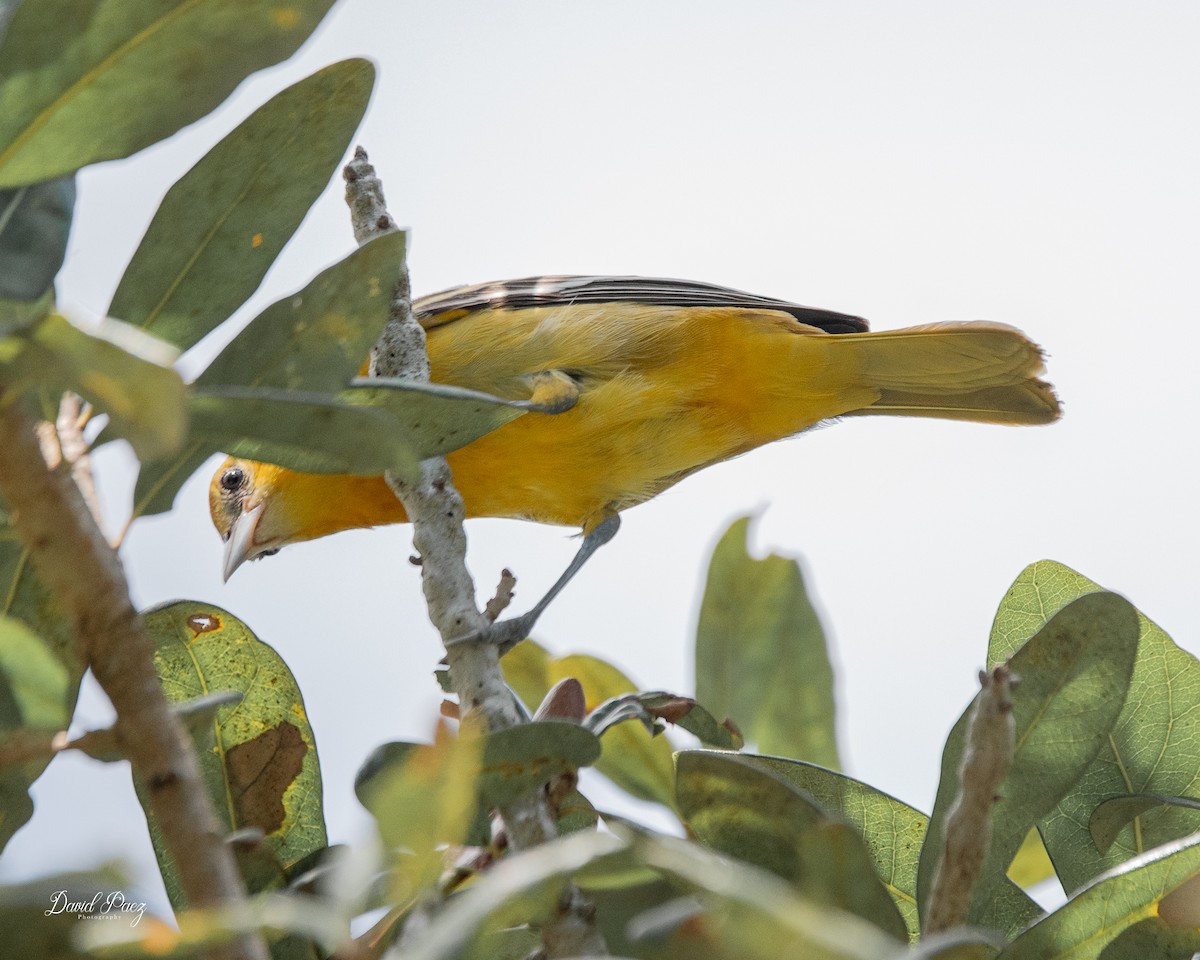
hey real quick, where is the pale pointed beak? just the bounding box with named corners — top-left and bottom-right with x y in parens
top-left (223, 502), bottom-right (265, 582)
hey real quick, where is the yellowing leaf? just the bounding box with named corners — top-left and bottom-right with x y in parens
top-left (549, 654), bottom-right (676, 810)
top-left (356, 722), bottom-right (483, 902)
top-left (999, 833), bottom-right (1200, 960)
top-left (1007, 828), bottom-right (1056, 889)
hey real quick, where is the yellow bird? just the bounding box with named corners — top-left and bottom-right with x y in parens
top-left (211, 275), bottom-right (1058, 600)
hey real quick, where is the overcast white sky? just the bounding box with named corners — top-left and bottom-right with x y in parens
top-left (4, 0), bottom-right (1199, 920)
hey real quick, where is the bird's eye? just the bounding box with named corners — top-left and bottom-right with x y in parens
top-left (220, 466), bottom-right (246, 493)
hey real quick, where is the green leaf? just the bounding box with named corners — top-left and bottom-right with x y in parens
top-left (1090, 795), bottom-right (1200, 856)
top-left (343, 377), bottom-right (529, 457)
top-left (0, 313), bottom-right (186, 460)
top-left (0, 178), bottom-right (74, 300)
top-left (996, 562), bottom-right (1200, 893)
top-left (653, 695), bottom-right (742, 749)
top-left (130, 445), bottom-right (213, 520)
top-left (601, 827), bottom-right (904, 960)
top-left (0, 496), bottom-right (81, 855)
top-left (130, 231), bottom-right (407, 516)
top-left (399, 830), bottom-right (628, 960)
top-left (478, 721), bottom-right (601, 808)
top-left (998, 833), bottom-right (1200, 960)
top-left (461, 927), bottom-right (543, 960)
top-left (188, 385), bottom-right (421, 478)
top-left (731, 753), bottom-right (1041, 941)
top-left (0, 615), bottom-right (70, 730)
top-left (357, 724), bottom-right (600, 854)
top-left (355, 723), bottom-right (482, 904)
top-left (0, 865), bottom-right (131, 958)
top-left (675, 750), bottom-right (907, 940)
top-left (109, 59), bottom-right (375, 351)
top-left (152, 378), bottom-right (531, 498)
top-left (695, 516), bottom-right (838, 768)
top-left (715, 753), bottom-right (925, 938)
top-left (898, 929), bottom-right (1005, 960)
top-left (555, 787), bottom-right (599, 836)
top-left (918, 592), bottom-right (1140, 932)
top-left (0, 615), bottom-right (73, 865)
top-left (68, 888), bottom-right (339, 958)
top-left (197, 231), bottom-right (406, 392)
top-left (1096, 916), bottom-right (1200, 960)
top-left (137, 600), bottom-right (327, 908)
top-left (0, 0), bottom-right (338, 186)
top-left (0, 497), bottom-right (77, 673)
top-left (0, 286), bottom-right (54, 338)
top-left (580, 876), bottom-right (697, 959)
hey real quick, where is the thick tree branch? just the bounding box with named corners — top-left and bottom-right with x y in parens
top-left (0, 398), bottom-right (267, 960)
top-left (342, 147), bottom-right (606, 957)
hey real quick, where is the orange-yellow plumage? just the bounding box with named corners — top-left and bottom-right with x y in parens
top-left (209, 276), bottom-right (1058, 573)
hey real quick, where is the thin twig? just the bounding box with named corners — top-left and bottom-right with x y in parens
top-left (484, 568), bottom-right (517, 622)
top-left (0, 398), bottom-right (267, 960)
top-left (55, 393), bottom-right (104, 527)
top-left (342, 147), bottom-right (606, 957)
top-left (0, 727), bottom-right (58, 767)
top-left (925, 664), bottom-right (1017, 934)
top-left (0, 724), bottom-right (119, 768)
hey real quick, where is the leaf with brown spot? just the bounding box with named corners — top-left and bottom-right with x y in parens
top-left (644, 696), bottom-right (695, 725)
top-left (136, 600), bottom-right (326, 909)
top-left (225, 721), bottom-right (307, 835)
top-left (186, 612), bottom-right (221, 636)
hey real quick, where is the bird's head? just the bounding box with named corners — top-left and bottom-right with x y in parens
top-left (209, 458), bottom-right (292, 581)
top-left (209, 457), bottom-right (410, 581)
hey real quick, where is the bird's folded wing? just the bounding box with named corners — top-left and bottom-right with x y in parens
top-left (414, 275), bottom-right (870, 334)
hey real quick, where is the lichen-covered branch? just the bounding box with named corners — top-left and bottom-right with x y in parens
top-left (342, 147), bottom-right (520, 734)
top-left (0, 398), bottom-right (267, 960)
top-left (925, 664), bottom-right (1017, 934)
top-left (342, 148), bottom-right (606, 957)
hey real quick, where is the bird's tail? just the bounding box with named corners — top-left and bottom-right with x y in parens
top-left (834, 322), bottom-right (1060, 425)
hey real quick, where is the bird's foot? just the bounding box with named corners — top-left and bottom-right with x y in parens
top-left (445, 511), bottom-right (622, 655)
